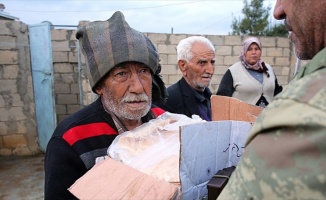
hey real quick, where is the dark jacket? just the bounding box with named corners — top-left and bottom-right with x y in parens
top-left (155, 77), bottom-right (212, 119)
top-left (44, 97), bottom-right (165, 200)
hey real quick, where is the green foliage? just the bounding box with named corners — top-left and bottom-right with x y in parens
top-left (265, 23), bottom-right (288, 37)
top-left (230, 0), bottom-right (288, 37)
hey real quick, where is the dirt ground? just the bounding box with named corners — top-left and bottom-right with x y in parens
top-left (0, 154), bottom-right (45, 200)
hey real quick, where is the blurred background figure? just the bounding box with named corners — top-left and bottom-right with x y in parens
top-left (216, 37), bottom-right (282, 108)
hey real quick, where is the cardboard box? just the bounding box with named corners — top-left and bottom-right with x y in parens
top-left (211, 95), bottom-right (263, 122)
top-left (69, 120), bottom-right (252, 200)
top-left (69, 157), bottom-right (179, 199)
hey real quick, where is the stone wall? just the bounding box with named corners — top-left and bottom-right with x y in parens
top-left (0, 19), bottom-right (296, 156)
top-left (0, 20), bottom-right (39, 155)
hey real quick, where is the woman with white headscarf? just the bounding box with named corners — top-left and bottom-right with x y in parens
top-left (216, 37), bottom-right (283, 108)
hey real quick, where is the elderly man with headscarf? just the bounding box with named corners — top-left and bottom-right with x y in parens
top-left (44, 11), bottom-right (167, 200)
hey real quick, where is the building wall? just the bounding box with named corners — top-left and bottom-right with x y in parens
top-left (0, 20), bottom-right (39, 155)
top-left (0, 19), bottom-right (297, 156)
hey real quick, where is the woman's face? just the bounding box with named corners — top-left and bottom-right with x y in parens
top-left (245, 43), bottom-right (261, 65)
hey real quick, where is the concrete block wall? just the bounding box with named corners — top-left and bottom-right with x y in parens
top-left (0, 19), bottom-right (298, 156)
top-left (0, 20), bottom-right (40, 156)
top-left (51, 29), bottom-right (81, 122)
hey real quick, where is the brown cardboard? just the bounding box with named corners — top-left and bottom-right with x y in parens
top-left (211, 95), bottom-right (263, 122)
top-left (68, 157), bottom-right (179, 200)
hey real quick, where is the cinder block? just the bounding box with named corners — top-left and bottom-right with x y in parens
top-left (169, 34), bottom-right (187, 45)
top-left (275, 57), bottom-right (291, 66)
top-left (159, 74), bottom-right (168, 85)
top-left (0, 51), bottom-right (18, 64)
top-left (9, 94), bottom-right (24, 107)
top-left (13, 147), bottom-right (33, 156)
top-left (61, 73), bottom-right (77, 84)
top-left (0, 80), bottom-right (17, 93)
top-left (52, 40), bottom-right (70, 52)
top-left (206, 35), bottom-right (224, 46)
top-left (0, 21), bottom-right (13, 35)
top-left (224, 56), bottom-right (239, 66)
top-left (12, 120), bottom-right (27, 134)
top-left (211, 75), bottom-right (220, 85)
top-left (53, 63), bottom-right (73, 73)
top-left (0, 36), bottom-right (16, 50)
top-left (266, 47), bottom-right (284, 57)
top-left (232, 46), bottom-right (242, 56)
top-left (54, 83), bottom-right (71, 93)
top-left (215, 65), bottom-right (229, 75)
top-left (167, 54), bottom-right (177, 65)
top-left (216, 46), bottom-right (232, 56)
top-left (70, 83), bottom-right (79, 94)
top-left (0, 148), bottom-right (12, 156)
top-left (57, 94), bottom-right (78, 104)
top-left (69, 51), bottom-right (78, 63)
top-left (147, 33), bottom-right (168, 44)
top-left (168, 74), bottom-right (182, 85)
top-left (158, 54), bottom-right (168, 65)
top-left (272, 66), bottom-right (283, 75)
top-left (8, 107), bottom-right (26, 121)
top-left (157, 44), bottom-right (177, 54)
top-left (263, 57), bottom-right (275, 65)
top-left (53, 52), bottom-right (69, 63)
top-left (3, 134), bottom-right (27, 148)
top-left (3, 65), bottom-right (19, 79)
top-left (56, 104), bottom-right (67, 115)
top-left (58, 114), bottom-right (69, 123)
top-left (67, 105), bottom-right (81, 114)
top-left (160, 64), bottom-right (179, 75)
top-left (0, 122), bottom-right (8, 135)
top-left (260, 37), bottom-right (276, 47)
top-left (281, 66), bottom-right (291, 76)
top-left (278, 75), bottom-right (290, 85)
top-left (0, 96), bottom-right (4, 107)
top-left (277, 37), bottom-right (290, 48)
top-left (209, 84), bottom-right (218, 95)
top-left (51, 29), bottom-right (68, 41)
top-left (224, 36), bottom-right (242, 46)
top-left (283, 48), bottom-right (291, 57)
top-left (69, 30), bottom-right (78, 41)
top-left (214, 56), bottom-right (224, 66)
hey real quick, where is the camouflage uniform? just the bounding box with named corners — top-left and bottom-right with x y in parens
top-left (218, 47), bottom-right (326, 200)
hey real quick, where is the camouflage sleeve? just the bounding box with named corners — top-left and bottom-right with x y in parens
top-left (218, 68), bottom-right (326, 199)
top-left (218, 123), bottom-right (326, 199)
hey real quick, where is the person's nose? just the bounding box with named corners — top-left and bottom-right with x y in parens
top-left (252, 49), bottom-right (258, 54)
top-left (273, 0), bottom-right (285, 20)
top-left (128, 72), bottom-right (144, 93)
top-left (205, 62), bottom-right (215, 75)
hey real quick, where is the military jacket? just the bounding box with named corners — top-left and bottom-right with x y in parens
top-left (218, 47), bottom-right (326, 200)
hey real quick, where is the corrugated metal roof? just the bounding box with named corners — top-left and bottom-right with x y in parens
top-left (0, 4), bottom-right (19, 20)
top-left (0, 11), bottom-right (19, 20)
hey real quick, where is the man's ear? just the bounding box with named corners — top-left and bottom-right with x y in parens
top-left (178, 60), bottom-right (187, 75)
top-left (95, 85), bottom-right (103, 95)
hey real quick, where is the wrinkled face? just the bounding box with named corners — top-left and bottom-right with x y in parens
top-left (245, 43), bottom-right (261, 65)
top-left (180, 42), bottom-right (216, 91)
top-left (273, 0), bottom-right (326, 60)
top-left (97, 62), bottom-right (152, 120)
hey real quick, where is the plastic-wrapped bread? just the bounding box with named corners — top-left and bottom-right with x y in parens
top-left (107, 112), bottom-right (205, 183)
